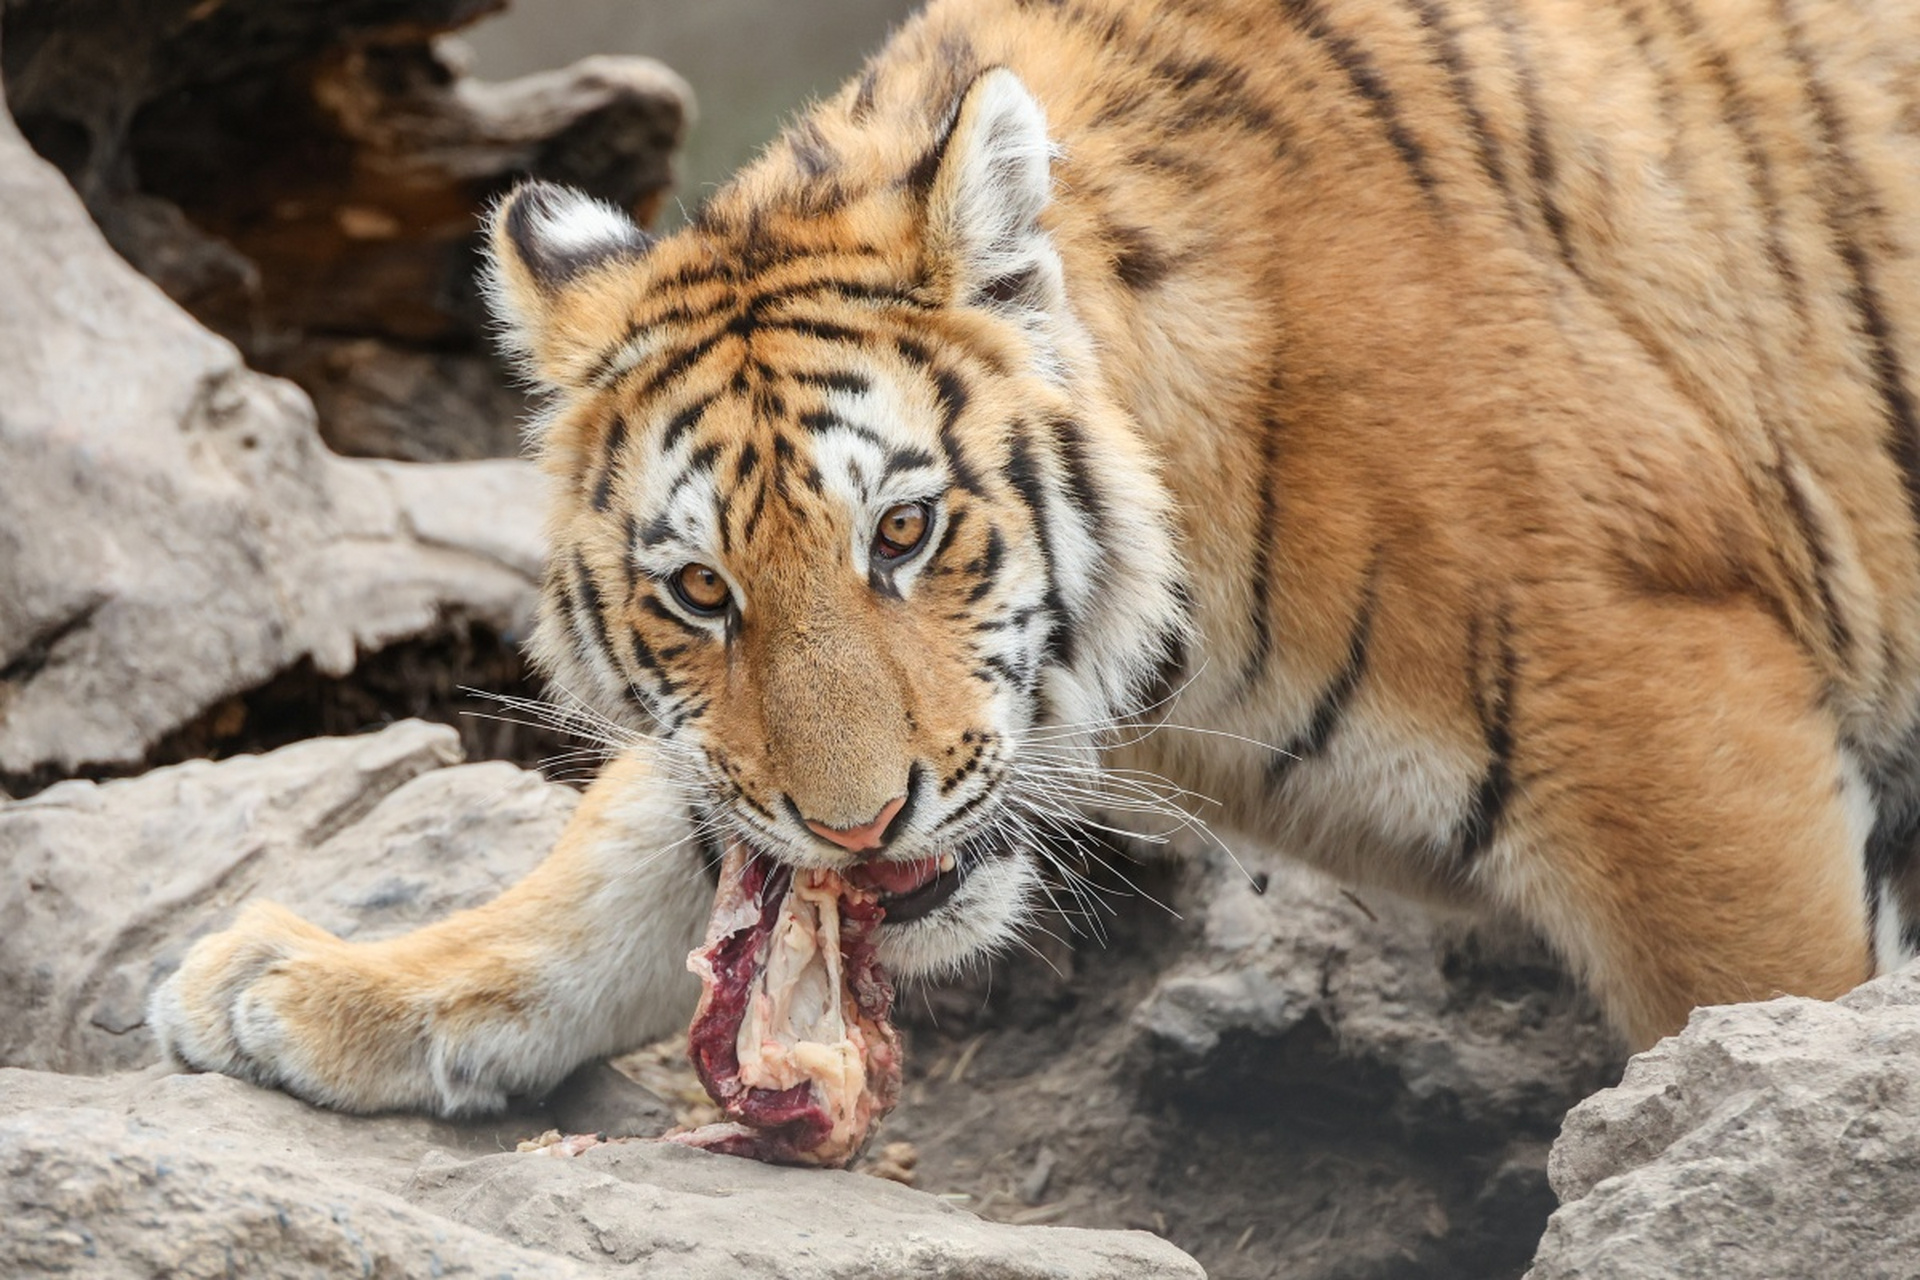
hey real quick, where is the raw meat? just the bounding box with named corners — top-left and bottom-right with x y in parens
top-left (669, 844), bottom-right (901, 1166)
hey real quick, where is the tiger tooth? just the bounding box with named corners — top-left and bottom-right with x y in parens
top-left (938, 853), bottom-right (955, 873)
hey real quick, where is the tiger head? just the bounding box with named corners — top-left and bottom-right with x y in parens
top-left (482, 71), bottom-right (1187, 976)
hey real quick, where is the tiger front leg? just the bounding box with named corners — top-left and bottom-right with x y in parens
top-left (147, 752), bottom-right (714, 1116)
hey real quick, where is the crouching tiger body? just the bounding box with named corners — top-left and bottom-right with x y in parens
top-left (153, 0), bottom-right (1920, 1114)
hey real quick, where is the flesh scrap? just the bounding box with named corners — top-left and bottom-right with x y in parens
top-left (669, 844), bottom-right (901, 1166)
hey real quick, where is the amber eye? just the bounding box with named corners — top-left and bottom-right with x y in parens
top-left (671, 563), bottom-right (730, 616)
top-left (873, 502), bottom-right (931, 561)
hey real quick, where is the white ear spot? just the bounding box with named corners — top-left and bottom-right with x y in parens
top-left (923, 70), bottom-right (1070, 379)
top-left (496, 180), bottom-right (651, 289)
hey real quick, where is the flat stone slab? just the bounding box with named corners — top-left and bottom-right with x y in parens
top-left (0, 1069), bottom-right (1204, 1279)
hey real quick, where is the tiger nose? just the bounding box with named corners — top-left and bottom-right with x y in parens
top-left (802, 794), bottom-right (907, 854)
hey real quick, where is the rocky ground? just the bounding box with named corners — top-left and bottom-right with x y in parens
top-left (4, 2), bottom-right (1916, 1277)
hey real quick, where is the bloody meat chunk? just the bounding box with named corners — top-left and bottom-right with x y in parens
top-left (668, 844), bottom-right (901, 1167)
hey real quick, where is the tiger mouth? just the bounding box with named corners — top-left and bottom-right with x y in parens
top-left (849, 846), bottom-right (996, 924)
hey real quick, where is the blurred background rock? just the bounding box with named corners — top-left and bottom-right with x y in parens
top-left (463, 0), bottom-right (919, 227)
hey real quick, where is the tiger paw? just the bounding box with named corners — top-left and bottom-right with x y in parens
top-left (148, 901), bottom-right (448, 1114)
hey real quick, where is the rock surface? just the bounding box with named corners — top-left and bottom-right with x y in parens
top-left (0, 1069), bottom-right (1202, 1279)
top-left (0, 721), bottom-right (572, 1075)
top-left (1527, 964), bottom-right (1920, 1280)
top-left (0, 94), bottom-right (545, 781)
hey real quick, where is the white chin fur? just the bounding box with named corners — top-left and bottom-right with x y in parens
top-left (874, 853), bottom-right (1039, 978)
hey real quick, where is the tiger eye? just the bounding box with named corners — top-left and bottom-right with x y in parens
top-left (873, 502), bottom-right (931, 560)
top-left (672, 563), bottom-right (730, 615)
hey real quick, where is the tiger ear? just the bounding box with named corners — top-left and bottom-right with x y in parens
top-left (482, 180), bottom-right (654, 389)
top-left (918, 69), bottom-right (1069, 374)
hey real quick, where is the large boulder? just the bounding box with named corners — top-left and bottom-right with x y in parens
top-left (1527, 964), bottom-right (1920, 1279)
top-left (0, 720), bottom-right (572, 1074)
top-left (0, 1069), bottom-right (1203, 1279)
top-left (0, 91), bottom-right (545, 782)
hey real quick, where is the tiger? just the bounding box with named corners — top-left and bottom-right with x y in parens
top-left (150, 0), bottom-right (1920, 1119)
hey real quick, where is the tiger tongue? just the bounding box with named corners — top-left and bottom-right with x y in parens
top-left (849, 855), bottom-right (942, 898)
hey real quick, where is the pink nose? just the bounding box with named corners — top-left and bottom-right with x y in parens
top-left (804, 795), bottom-right (907, 853)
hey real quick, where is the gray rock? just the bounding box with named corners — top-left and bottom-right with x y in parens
top-left (1130, 855), bottom-right (1620, 1277)
top-left (1526, 964), bottom-right (1920, 1280)
top-left (0, 96), bottom-right (545, 780)
top-left (0, 720), bottom-right (574, 1075)
top-left (1131, 860), bottom-right (1617, 1142)
top-left (547, 1060), bottom-right (677, 1140)
top-left (0, 1069), bottom-right (1205, 1279)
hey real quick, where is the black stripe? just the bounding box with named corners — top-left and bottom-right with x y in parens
top-left (1106, 221), bottom-right (1173, 292)
top-left (1048, 415), bottom-right (1109, 545)
top-left (1155, 54), bottom-right (1288, 149)
top-left (571, 554), bottom-right (616, 677)
top-left (906, 95), bottom-right (964, 197)
top-left (590, 416), bottom-right (629, 512)
top-left (667, 443), bottom-right (722, 501)
top-left (1242, 418), bottom-right (1282, 689)
top-left (976, 265), bottom-right (1043, 310)
top-left (582, 319), bottom-right (647, 387)
top-left (621, 515), bottom-right (640, 591)
top-left (1655, 0), bottom-right (1804, 319)
top-left (792, 369), bottom-right (871, 395)
top-left (739, 472), bottom-right (769, 546)
top-left (1266, 579), bottom-right (1376, 787)
top-left (930, 503), bottom-right (967, 566)
top-left (756, 315), bottom-right (875, 346)
top-left (1772, 443), bottom-right (1853, 661)
top-left (883, 446), bottom-right (939, 479)
top-left (1080, 28), bottom-right (1291, 164)
top-left (628, 628), bottom-right (681, 700)
top-left (799, 410), bottom-right (887, 449)
top-left (1773, 2), bottom-right (1920, 535)
top-left (639, 592), bottom-right (708, 640)
top-left (932, 367), bottom-right (987, 494)
top-left (1456, 607), bottom-right (1517, 863)
top-left (978, 653), bottom-right (1026, 690)
top-left (1607, 0), bottom-right (1691, 175)
top-left (770, 433), bottom-right (801, 508)
top-left (1005, 428), bottom-right (1074, 667)
top-left (636, 513), bottom-right (674, 549)
top-left (1402, 0), bottom-right (1523, 224)
top-left (1279, 0), bottom-right (1444, 210)
top-left (1129, 145), bottom-right (1216, 186)
top-left (1496, 9), bottom-right (1578, 270)
top-left (896, 336), bottom-right (935, 368)
top-left (634, 332), bottom-right (727, 402)
top-left (966, 526), bottom-right (1005, 603)
top-left (547, 570), bottom-right (579, 662)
